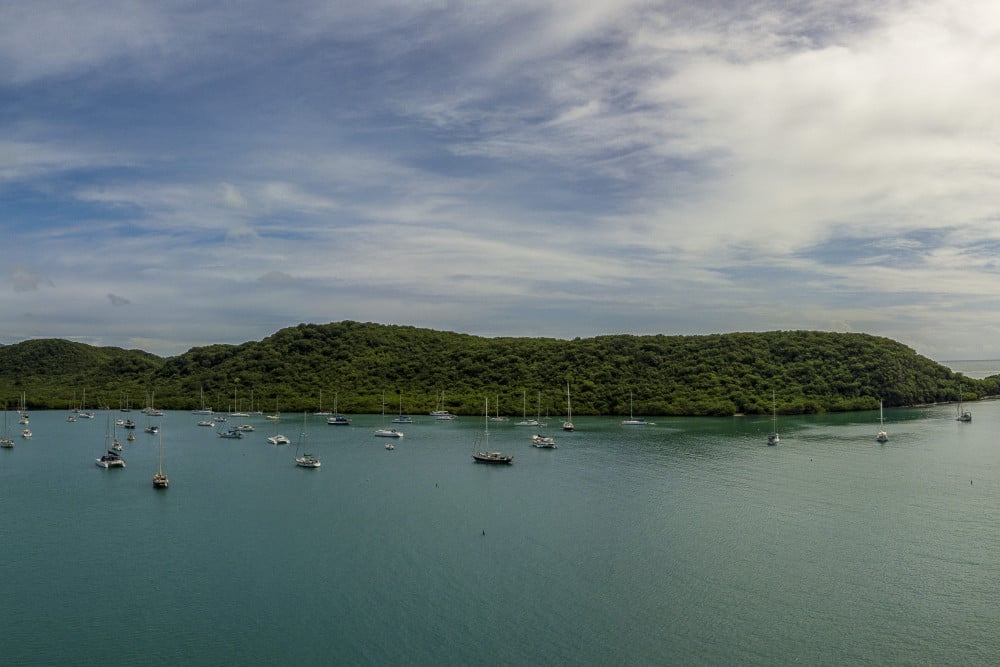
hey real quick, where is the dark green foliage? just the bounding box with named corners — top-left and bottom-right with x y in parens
top-left (0, 323), bottom-right (986, 416)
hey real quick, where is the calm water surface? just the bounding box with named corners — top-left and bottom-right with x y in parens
top-left (1, 403), bottom-right (998, 665)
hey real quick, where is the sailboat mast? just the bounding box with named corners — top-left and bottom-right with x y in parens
top-left (567, 381), bottom-right (572, 420)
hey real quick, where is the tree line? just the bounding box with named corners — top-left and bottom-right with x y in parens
top-left (0, 321), bottom-right (993, 417)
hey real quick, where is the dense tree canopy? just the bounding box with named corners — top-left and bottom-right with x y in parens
top-left (0, 322), bottom-right (993, 416)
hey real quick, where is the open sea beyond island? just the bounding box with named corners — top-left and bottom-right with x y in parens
top-left (1, 400), bottom-right (999, 665)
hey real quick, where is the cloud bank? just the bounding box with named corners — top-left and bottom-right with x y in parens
top-left (1, 0), bottom-right (998, 359)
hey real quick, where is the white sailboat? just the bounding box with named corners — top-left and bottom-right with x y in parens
top-left (514, 390), bottom-right (539, 427)
top-left (144, 390), bottom-right (163, 416)
top-left (266, 396), bottom-right (280, 420)
top-left (1, 403), bottom-right (13, 448)
top-left (562, 381), bottom-right (574, 432)
top-left (375, 390), bottom-right (404, 438)
top-left (767, 391), bottom-right (779, 445)
top-left (153, 427), bottom-right (169, 487)
top-left (392, 392), bottom-right (413, 424)
top-left (96, 412), bottom-right (125, 468)
top-left (531, 433), bottom-right (557, 448)
top-left (489, 394), bottom-right (509, 422)
top-left (535, 391), bottom-right (547, 427)
top-left (876, 399), bottom-right (888, 443)
top-left (192, 385), bottom-right (213, 415)
top-left (429, 390), bottom-right (456, 420)
top-left (230, 385), bottom-right (249, 417)
top-left (621, 389), bottom-right (647, 426)
top-left (314, 390), bottom-right (331, 416)
top-left (294, 413), bottom-right (321, 468)
top-left (956, 385), bottom-right (972, 422)
top-left (112, 419), bottom-right (122, 450)
top-left (18, 392), bottom-right (29, 423)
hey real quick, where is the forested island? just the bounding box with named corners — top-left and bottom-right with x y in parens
top-left (0, 321), bottom-right (994, 417)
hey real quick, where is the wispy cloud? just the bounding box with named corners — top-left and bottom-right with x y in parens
top-left (9, 265), bottom-right (54, 292)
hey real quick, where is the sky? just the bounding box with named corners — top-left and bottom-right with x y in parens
top-left (2, 0), bottom-right (999, 361)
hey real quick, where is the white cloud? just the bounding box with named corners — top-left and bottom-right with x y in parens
top-left (257, 271), bottom-right (297, 286)
top-left (5, 0), bottom-right (1000, 360)
top-left (221, 183), bottom-right (247, 209)
top-left (9, 265), bottom-right (54, 292)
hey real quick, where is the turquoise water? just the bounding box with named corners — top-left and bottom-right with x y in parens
top-left (2, 404), bottom-right (999, 665)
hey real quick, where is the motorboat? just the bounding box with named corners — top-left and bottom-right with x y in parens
top-left (531, 434), bottom-right (557, 448)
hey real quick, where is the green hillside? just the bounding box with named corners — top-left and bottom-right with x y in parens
top-left (1, 322), bottom-right (993, 416)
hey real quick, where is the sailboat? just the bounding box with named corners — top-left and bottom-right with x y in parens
top-left (531, 433), bottom-right (557, 448)
top-left (314, 390), bottom-right (331, 416)
top-left (375, 390), bottom-right (404, 438)
top-left (217, 426), bottom-right (243, 439)
top-left (153, 427), bottom-right (169, 487)
top-left (146, 390), bottom-right (164, 416)
top-left (96, 412), bottom-right (125, 468)
top-left (535, 391), bottom-right (548, 427)
top-left (249, 390), bottom-right (262, 415)
top-left (326, 392), bottom-right (351, 425)
top-left (473, 397), bottom-right (513, 464)
top-left (876, 399), bottom-right (888, 443)
top-left (956, 385), bottom-right (972, 422)
top-left (192, 385), bottom-right (213, 415)
top-left (489, 394), bottom-right (509, 422)
top-left (767, 391), bottom-right (780, 446)
top-left (112, 419), bottom-right (123, 451)
top-left (391, 392), bottom-right (413, 424)
top-left (267, 407), bottom-right (290, 445)
top-left (621, 389), bottom-right (647, 426)
top-left (266, 397), bottom-right (280, 420)
top-left (562, 381), bottom-right (574, 431)
top-left (514, 390), bottom-right (540, 427)
top-left (294, 412), bottom-right (321, 468)
top-left (230, 385), bottom-right (249, 417)
top-left (430, 390), bottom-right (456, 420)
top-left (1, 403), bottom-right (14, 448)
top-left (18, 392), bottom-right (29, 423)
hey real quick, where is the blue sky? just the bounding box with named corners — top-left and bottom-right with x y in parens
top-left (2, 0), bottom-right (999, 360)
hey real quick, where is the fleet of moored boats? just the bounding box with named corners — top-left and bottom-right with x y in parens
top-left (2, 383), bottom-right (976, 480)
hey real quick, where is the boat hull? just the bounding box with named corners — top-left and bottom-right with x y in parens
top-left (472, 452), bottom-right (513, 464)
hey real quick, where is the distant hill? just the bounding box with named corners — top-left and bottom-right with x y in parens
top-left (1, 322), bottom-right (993, 416)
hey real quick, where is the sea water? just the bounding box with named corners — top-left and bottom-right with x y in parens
top-left (1, 404), bottom-right (998, 665)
